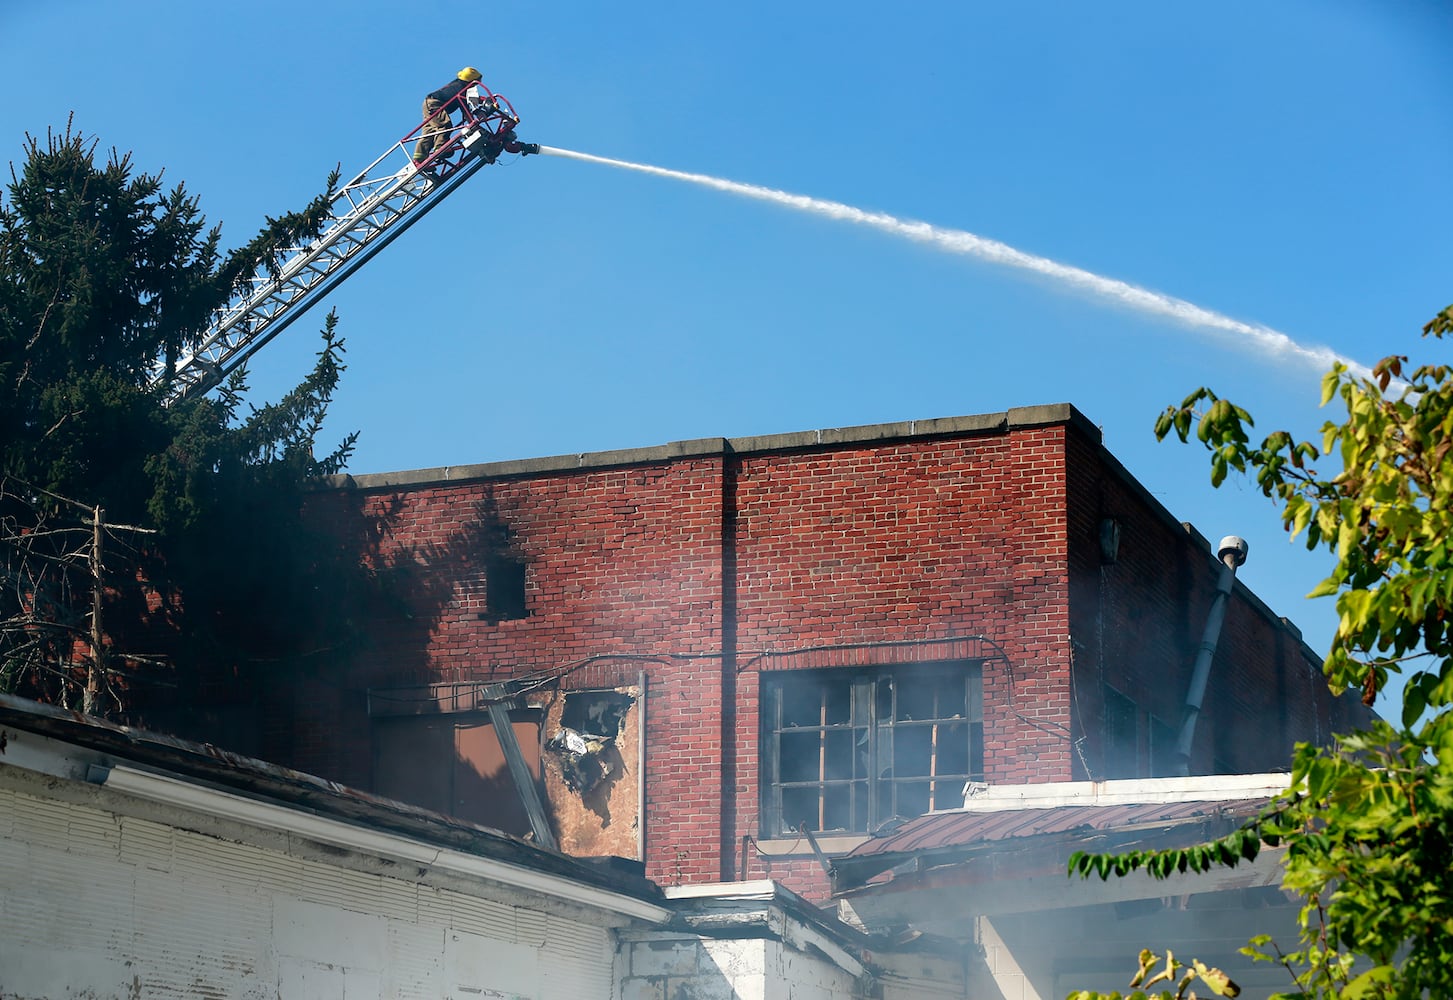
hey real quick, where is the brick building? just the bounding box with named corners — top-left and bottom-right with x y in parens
top-left (216, 404), bottom-right (1367, 900)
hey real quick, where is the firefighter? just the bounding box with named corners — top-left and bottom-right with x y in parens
top-left (413, 66), bottom-right (484, 167)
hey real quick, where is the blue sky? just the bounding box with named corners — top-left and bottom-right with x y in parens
top-left (4, 1), bottom-right (1451, 712)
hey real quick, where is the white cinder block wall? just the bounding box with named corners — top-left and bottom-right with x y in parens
top-left (0, 785), bottom-right (617, 999)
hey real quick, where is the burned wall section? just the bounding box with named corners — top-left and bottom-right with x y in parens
top-left (543, 686), bottom-right (642, 858)
top-left (252, 407), bottom-right (1370, 902)
top-left (296, 448), bottom-right (731, 884)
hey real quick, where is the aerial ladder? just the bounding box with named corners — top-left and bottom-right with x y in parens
top-left (151, 83), bottom-right (539, 406)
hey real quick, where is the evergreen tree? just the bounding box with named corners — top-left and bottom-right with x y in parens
top-left (0, 122), bottom-right (365, 716)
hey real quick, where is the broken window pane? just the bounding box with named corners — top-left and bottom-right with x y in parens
top-left (933, 778), bottom-right (966, 810)
top-left (895, 780), bottom-right (930, 819)
top-left (781, 680), bottom-right (823, 728)
top-left (824, 729), bottom-right (857, 780)
top-left (897, 682), bottom-right (936, 722)
top-left (936, 674), bottom-right (968, 718)
top-left (822, 784), bottom-right (853, 831)
top-left (938, 722), bottom-right (970, 775)
top-left (823, 682), bottom-right (851, 726)
top-left (761, 660), bottom-right (985, 836)
top-left (875, 675), bottom-right (894, 722)
top-left (782, 786), bottom-right (819, 833)
top-left (780, 730), bottom-right (823, 784)
top-left (895, 726), bottom-right (933, 777)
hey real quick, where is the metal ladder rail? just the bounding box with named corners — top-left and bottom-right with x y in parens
top-left (157, 126), bottom-right (494, 405)
top-left (157, 162), bottom-right (421, 401)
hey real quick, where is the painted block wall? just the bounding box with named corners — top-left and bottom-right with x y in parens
top-left (0, 783), bottom-right (617, 1000)
top-left (617, 933), bottom-right (961, 1000)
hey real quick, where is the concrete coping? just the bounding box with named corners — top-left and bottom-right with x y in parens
top-left (325, 404), bottom-right (1098, 490)
top-left (952, 772), bottom-right (1294, 812)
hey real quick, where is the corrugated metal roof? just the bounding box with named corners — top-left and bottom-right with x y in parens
top-left (847, 798), bottom-right (1272, 859)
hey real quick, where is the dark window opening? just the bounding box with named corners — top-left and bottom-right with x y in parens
top-left (1149, 714), bottom-right (1178, 777)
top-left (483, 555), bottom-right (528, 621)
top-left (761, 660), bottom-right (983, 837)
top-left (1103, 686), bottom-right (1179, 779)
top-left (560, 690), bottom-right (634, 738)
top-left (1103, 684), bottom-right (1139, 779)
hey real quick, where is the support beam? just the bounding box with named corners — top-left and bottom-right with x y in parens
top-left (487, 698), bottom-right (557, 850)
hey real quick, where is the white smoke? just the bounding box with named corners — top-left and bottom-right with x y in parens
top-left (540, 146), bottom-right (1373, 381)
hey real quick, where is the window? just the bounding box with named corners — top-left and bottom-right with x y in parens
top-left (1104, 685), bottom-right (1179, 779)
top-left (483, 554), bottom-right (528, 621)
top-left (760, 661), bottom-right (983, 836)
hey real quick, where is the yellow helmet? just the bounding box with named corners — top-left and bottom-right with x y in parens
top-left (457, 66), bottom-right (483, 83)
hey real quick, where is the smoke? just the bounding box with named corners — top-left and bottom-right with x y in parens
top-left (539, 146), bottom-right (1373, 380)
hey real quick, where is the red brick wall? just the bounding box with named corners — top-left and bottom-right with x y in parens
top-left (262, 408), bottom-right (1368, 900)
top-left (299, 454), bottom-right (733, 885)
top-left (724, 426), bottom-right (1078, 874)
top-left (1064, 431), bottom-right (1371, 779)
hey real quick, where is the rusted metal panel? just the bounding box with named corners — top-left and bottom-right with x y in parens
top-left (372, 709), bottom-right (550, 842)
top-left (832, 797), bottom-right (1272, 894)
top-left (455, 711), bottom-right (545, 833)
top-left (374, 715), bottom-right (453, 814)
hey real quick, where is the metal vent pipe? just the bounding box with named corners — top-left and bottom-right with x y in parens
top-left (1174, 535), bottom-right (1249, 776)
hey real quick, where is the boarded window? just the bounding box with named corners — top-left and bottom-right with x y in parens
top-left (373, 710), bottom-right (543, 836)
top-left (543, 687), bottom-right (643, 859)
top-left (760, 661), bottom-right (984, 836)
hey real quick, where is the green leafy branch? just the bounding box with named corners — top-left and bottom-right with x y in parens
top-left (1066, 948), bottom-right (1240, 1000)
top-left (1154, 319), bottom-right (1453, 711)
top-left (1071, 308), bottom-right (1453, 999)
top-left (1068, 811), bottom-right (1272, 883)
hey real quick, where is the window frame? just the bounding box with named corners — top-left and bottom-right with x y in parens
top-left (759, 660), bottom-right (984, 837)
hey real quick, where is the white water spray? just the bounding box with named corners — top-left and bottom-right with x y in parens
top-left (540, 146), bottom-right (1372, 380)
